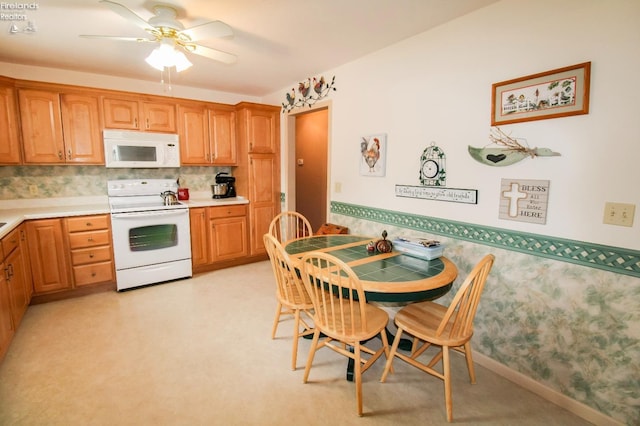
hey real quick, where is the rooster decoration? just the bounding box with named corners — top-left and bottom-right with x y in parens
top-left (282, 75), bottom-right (337, 113)
top-left (361, 136), bottom-right (381, 173)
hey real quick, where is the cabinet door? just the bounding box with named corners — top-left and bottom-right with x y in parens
top-left (248, 154), bottom-right (279, 255)
top-left (5, 246), bottom-right (29, 330)
top-left (189, 208), bottom-right (210, 266)
top-left (143, 102), bottom-right (176, 133)
top-left (0, 262), bottom-right (13, 362)
top-left (0, 86), bottom-right (22, 164)
top-left (26, 219), bottom-right (71, 294)
top-left (209, 107), bottom-right (237, 165)
top-left (103, 97), bottom-right (140, 130)
top-left (209, 216), bottom-right (248, 262)
top-left (178, 104), bottom-right (210, 165)
top-left (19, 89), bottom-right (65, 164)
top-left (244, 108), bottom-right (277, 153)
top-left (61, 93), bottom-right (104, 164)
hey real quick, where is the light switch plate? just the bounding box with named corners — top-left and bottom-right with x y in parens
top-left (603, 202), bottom-right (635, 227)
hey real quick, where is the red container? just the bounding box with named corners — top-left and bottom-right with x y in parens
top-left (177, 188), bottom-right (189, 200)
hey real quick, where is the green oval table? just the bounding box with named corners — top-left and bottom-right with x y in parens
top-left (284, 234), bottom-right (458, 303)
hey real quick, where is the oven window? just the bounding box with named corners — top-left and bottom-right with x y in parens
top-left (129, 224), bottom-right (178, 251)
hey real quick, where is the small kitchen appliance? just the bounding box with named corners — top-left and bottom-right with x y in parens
top-left (212, 172), bottom-right (236, 199)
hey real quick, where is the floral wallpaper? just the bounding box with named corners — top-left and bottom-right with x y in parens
top-left (0, 166), bottom-right (232, 200)
top-left (331, 212), bottom-right (639, 425)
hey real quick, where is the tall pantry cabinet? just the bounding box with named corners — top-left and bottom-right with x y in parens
top-left (234, 102), bottom-right (281, 256)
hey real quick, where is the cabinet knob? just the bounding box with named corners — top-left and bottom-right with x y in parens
top-left (89, 253), bottom-right (94, 258)
top-left (87, 237), bottom-right (94, 242)
top-left (91, 272), bottom-right (96, 277)
top-left (67, 149), bottom-right (72, 160)
top-left (58, 151), bottom-right (63, 160)
top-left (86, 222), bottom-right (92, 227)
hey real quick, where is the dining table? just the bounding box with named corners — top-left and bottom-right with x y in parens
top-left (284, 234), bottom-right (459, 381)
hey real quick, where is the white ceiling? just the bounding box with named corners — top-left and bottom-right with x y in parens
top-left (0, 0), bottom-right (498, 97)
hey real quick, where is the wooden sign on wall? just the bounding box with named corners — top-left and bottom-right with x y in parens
top-left (499, 179), bottom-right (550, 224)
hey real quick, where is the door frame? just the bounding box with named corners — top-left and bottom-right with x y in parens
top-left (283, 100), bottom-right (332, 218)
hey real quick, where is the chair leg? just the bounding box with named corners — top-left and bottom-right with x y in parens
top-left (380, 327), bottom-right (403, 382)
top-left (291, 309), bottom-right (301, 370)
top-left (271, 301), bottom-right (282, 339)
top-left (442, 346), bottom-right (453, 422)
top-left (354, 343), bottom-right (363, 416)
top-left (463, 341), bottom-right (476, 384)
top-left (303, 328), bottom-right (321, 383)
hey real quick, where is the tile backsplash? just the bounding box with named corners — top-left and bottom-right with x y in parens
top-left (0, 166), bottom-right (232, 200)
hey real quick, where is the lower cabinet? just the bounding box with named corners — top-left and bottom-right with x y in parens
top-left (190, 204), bottom-right (248, 271)
top-left (27, 214), bottom-right (115, 296)
top-left (66, 215), bottom-right (115, 287)
top-left (0, 224), bottom-right (32, 362)
top-left (26, 218), bottom-right (71, 294)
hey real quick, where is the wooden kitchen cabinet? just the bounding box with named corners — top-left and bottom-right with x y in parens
top-left (234, 102), bottom-right (281, 257)
top-left (66, 215), bottom-right (115, 287)
top-left (178, 102), bottom-right (237, 165)
top-left (19, 89), bottom-right (103, 164)
top-left (60, 93), bottom-right (104, 164)
top-left (19, 89), bottom-right (65, 164)
top-left (208, 205), bottom-right (248, 262)
top-left (26, 218), bottom-right (72, 294)
top-left (190, 205), bottom-right (248, 272)
top-left (0, 83), bottom-right (22, 165)
top-left (0, 258), bottom-right (13, 363)
top-left (247, 154), bottom-right (279, 255)
top-left (237, 103), bottom-right (278, 154)
top-left (2, 225), bottom-right (31, 331)
top-left (103, 96), bottom-right (176, 133)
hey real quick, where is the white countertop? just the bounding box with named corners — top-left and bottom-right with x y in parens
top-left (0, 194), bottom-right (249, 239)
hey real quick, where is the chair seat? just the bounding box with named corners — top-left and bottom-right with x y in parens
top-left (321, 302), bottom-right (389, 343)
top-left (395, 301), bottom-right (472, 348)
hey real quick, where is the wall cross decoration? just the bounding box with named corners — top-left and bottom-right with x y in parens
top-left (281, 75), bottom-right (336, 113)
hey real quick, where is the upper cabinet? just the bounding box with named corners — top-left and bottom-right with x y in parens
top-left (0, 84), bottom-right (22, 165)
top-left (177, 102), bottom-right (236, 165)
top-left (18, 89), bottom-right (103, 165)
top-left (236, 103), bottom-right (278, 154)
top-left (103, 96), bottom-right (176, 133)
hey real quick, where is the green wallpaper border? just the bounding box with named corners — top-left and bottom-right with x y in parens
top-left (331, 201), bottom-right (640, 279)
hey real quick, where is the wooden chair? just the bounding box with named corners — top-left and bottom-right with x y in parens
top-left (263, 233), bottom-right (315, 370)
top-left (299, 251), bottom-right (391, 416)
top-left (380, 254), bottom-right (495, 422)
top-left (268, 211), bottom-right (313, 244)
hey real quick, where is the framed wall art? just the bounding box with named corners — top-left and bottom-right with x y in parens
top-left (491, 62), bottom-right (591, 125)
top-left (359, 133), bottom-right (386, 177)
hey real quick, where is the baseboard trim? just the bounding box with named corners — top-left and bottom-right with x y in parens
top-left (472, 352), bottom-right (623, 426)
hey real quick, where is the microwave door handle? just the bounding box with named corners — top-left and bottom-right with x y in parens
top-left (111, 210), bottom-right (187, 219)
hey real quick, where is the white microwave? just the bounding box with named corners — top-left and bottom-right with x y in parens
top-left (103, 130), bottom-right (180, 168)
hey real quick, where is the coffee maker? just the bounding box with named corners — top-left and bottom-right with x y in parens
top-left (212, 172), bottom-right (237, 199)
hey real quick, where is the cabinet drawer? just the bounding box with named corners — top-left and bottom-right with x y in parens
top-left (208, 204), bottom-right (247, 219)
top-left (68, 229), bottom-right (111, 249)
top-left (67, 215), bottom-right (109, 232)
top-left (73, 261), bottom-right (114, 286)
top-left (1, 227), bottom-right (20, 258)
top-left (70, 246), bottom-right (112, 266)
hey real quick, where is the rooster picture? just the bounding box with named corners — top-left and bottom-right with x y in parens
top-left (360, 136), bottom-right (383, 174)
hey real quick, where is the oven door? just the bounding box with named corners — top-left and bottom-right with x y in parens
top-left (111, 209), bottom-right (191, 270)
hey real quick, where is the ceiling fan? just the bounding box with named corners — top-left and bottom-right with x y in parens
top-left (80, 0), bottom-right (237, 70)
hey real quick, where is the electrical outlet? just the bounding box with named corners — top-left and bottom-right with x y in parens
top-left (29, 185), bottom-right (38, 196)
top-left (603, 202), bottom-right (635, 227)
top-left (334, 182), bottom-right (342, 193)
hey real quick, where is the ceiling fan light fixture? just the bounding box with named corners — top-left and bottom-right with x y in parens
top-left (145, 41), bottom-right (192, 72)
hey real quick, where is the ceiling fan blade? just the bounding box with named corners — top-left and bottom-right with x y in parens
top-left (99, 0), bottom-right (155, 32)
top-left (79, 34), bottom-right (154, 42)
top-left (181, 20), bottom-right (233, 41)
top-left (189, 43), bottom-right (237, 65)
